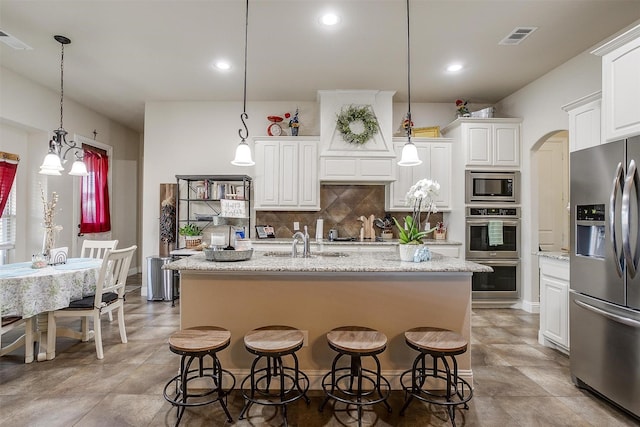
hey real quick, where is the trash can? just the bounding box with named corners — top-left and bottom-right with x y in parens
top-left (146, 256), bottom-right (174, 301)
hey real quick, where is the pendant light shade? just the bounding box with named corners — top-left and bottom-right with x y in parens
top-left (40, 153), bottom-right (64, 175)
top-left (398, 141), bottom-right (422, 166)
top-left (39, 36), bottom-right (88, 176)
top-left (231, 139), bottom-right (254, 166)
top-left (231, 0), bottom-right (255, 167)
top-left (398, 0), bottom-right (422, 167)
top-left (69, 159), bottom-right (89, 176)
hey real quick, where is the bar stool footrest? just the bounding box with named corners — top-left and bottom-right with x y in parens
top-left (321, 367), bottom-right (391, 408)
top-left (400, 368), bottom-right (473, 407)
top-left (240, 366), bottom-right (310, 407)
top-left (163, 367), bottom-right (236, 408)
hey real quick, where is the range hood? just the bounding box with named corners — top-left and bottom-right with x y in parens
top-left (318, 90), bottom-right (396, 182)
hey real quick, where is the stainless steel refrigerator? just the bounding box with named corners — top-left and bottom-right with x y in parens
top-left (570, 135), bottom-right (640, 419)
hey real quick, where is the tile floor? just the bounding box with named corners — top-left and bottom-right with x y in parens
top-left (1, 274), bottom-right (638, 426)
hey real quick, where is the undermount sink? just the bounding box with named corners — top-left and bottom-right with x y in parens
top-left (316, 252), bottom-right (349, 258)
top-left (262, 251), bottom-right (349, 258)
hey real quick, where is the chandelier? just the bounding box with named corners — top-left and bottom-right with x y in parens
top-left (39, 35), bottom-right (88, 176)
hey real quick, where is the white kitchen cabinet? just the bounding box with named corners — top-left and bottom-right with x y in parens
top-left (441, 118), bottom-right (522, 168)
top-left (562, 92), bottom-right (601, 152)
top-left (387, 138), bottom-right (452, 211)
top-left (538, 254), bottom-right (570, 354)
top-left (592, 25), bottom-right (640, 142)
top-left (320, 157), bottom-right (396, 182)
top-left (254, 138), bottom-right (319, 210)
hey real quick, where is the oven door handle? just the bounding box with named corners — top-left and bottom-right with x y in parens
top-left (465, 219), bottom-right (520, 226)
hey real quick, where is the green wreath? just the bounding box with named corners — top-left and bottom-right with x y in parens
top-left (336, 105), bottom-right (379, 145)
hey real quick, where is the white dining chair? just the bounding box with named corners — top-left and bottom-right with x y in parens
top-left (81, 239), bottom-right (118, 321)
top-left (0, 316), bottom-right (34, 362)
top-left (80, 239), bottom-right (118, 259)
top-left (49, 245), bottom-right (137, 360)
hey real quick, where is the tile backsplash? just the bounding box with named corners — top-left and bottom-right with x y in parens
top-left (255, 184), bottom-right (443, 240)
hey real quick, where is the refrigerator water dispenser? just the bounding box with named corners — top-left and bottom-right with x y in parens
top-left (576, 204), bottom-right (606, 259)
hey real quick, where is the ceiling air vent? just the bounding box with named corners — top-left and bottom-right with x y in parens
top-left (499, 27), bottom-right (538, 45)
top-left (0, 30), bottom-right (32, 50)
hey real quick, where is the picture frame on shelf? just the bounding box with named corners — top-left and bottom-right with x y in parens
top-left (255, 225), bottom-right (275, 239)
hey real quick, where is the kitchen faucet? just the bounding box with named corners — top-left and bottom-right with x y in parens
top-left (292, 226), bottom-right (311, 258)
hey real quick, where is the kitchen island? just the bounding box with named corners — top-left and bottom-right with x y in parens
top-left (165, 249), bottom-right (490, 389)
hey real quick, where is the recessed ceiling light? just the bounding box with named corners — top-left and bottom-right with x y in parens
top-left (447, 63), bottom-right (463, 72)
top-left (320, 13), bottom-right (340, 26)
top-left (213, 60), bottom-right (231, 71)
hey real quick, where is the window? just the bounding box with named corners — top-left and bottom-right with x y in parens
top-left (0, 182), bottom-right (16, 247)
top-left (79, 145), bottom-right (111, 233)
top-left (0, 153), bottom-right (18, 264)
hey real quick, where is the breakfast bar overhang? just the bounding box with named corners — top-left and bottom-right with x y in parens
top-left (165, 250), bottom-right (491, 389)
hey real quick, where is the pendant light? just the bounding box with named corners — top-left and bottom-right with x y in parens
top-left (231, 0), bottom-right (255, 166)
top-left (39, 35), bottom-right (88, 176)
top-left (398, 0), bottom-right (422, 167)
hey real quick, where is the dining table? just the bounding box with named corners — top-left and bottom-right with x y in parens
top-left (0, 257), bottom-right (101, 362)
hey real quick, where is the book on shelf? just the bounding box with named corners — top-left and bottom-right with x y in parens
top-left (193, 179), bottom-right (238, 200)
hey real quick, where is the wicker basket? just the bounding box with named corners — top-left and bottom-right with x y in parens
top-left (184, 235), bottom-right (202, 248)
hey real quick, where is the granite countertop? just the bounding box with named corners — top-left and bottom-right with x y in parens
top-left (170, 239), bottom-right (462, 257)
top-left (250, 238), bottom-right (462, 246)
top-left (164, 249), bottom-right (491, 273)
top-left (538, 251), bottom-right (570, 261)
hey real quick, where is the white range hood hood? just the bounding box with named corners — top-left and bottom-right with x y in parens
top-left (318, 90), bottom-right (396, 182)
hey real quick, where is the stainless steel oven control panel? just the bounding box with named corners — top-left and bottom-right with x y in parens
top-left (466, 206), bottom-right (520, 218)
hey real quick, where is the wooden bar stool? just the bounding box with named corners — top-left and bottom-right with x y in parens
top-left (239, 325), bottom-right (310, 427)
top-left (319, 326), bottom-right (392, 427)
top-left (399, 327), bottom-right (473, 427)
top-left (163, 326), bottom-right (235, 426)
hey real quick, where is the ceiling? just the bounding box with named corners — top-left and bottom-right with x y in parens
top-left (1, 1), bottom-right (640, 133)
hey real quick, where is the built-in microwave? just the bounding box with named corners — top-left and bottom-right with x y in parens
top-left (466, 170), bottom-right (519, 204)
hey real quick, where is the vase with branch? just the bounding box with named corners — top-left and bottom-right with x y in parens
top-left (41, 187), bottom-right (62, 259)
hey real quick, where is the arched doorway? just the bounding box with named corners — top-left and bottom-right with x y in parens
top-left (535, 130), bottom-right (569, 252)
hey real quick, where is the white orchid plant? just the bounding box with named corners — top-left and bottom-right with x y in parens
top-left (393, 178), bottom-right (440, 244)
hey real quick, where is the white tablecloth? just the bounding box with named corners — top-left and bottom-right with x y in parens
top-left (0, 258), bottom-right (101, 318)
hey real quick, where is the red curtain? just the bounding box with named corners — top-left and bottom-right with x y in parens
top-left (80, 145), bottom-right (111, 233)
top-left (0, 156), bottom-right (18, 215)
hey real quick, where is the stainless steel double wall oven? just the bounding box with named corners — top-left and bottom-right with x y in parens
top-left (465, 170), bottom-right (521, 300)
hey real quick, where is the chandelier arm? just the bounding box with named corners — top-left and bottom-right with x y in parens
top-left (57, 131), bottom-right (80, 161)
top-left (61, 144), bottom-right (81, 162)
top-left (48, 137), bottom-right (61, 155)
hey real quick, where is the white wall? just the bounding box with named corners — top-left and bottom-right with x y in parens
top-left (495, 51), bottom-right (602, 312)
top-left (0, 67), bottom-right (141, 269)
